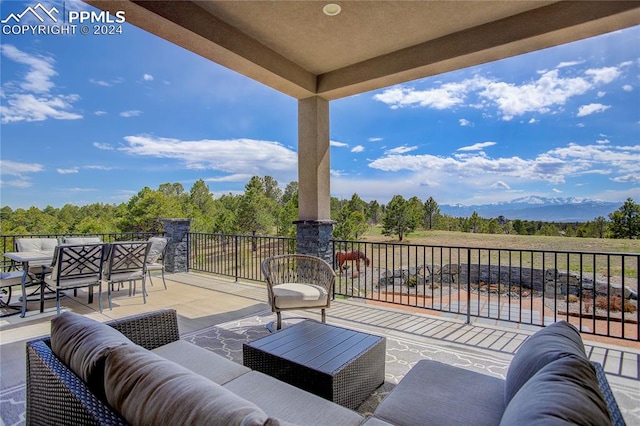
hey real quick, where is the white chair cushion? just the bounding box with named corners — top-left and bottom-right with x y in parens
top-left (105, 271), bottom-right (145, 282)
top-left (45, 275), bottom-right (101, 289)
top-left (63, 237), bottom-right (101, 244)
top-left (146, 262), bottom-right (163, 272)
top-left (273, 283), bottom-right (328, 309)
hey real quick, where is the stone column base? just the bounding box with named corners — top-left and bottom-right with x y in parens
top-left (294, 220), bottom-right (334, 265)
top-left (160, 218), bottom-right (192, 273)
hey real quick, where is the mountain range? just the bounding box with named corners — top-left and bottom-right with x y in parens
top-left (439, 197), bottom-right (622, 222)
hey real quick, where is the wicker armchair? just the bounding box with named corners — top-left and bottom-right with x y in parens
top-left (261, 254), bottom-right (336, 330)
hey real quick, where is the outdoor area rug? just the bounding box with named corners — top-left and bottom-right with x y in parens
top-left (0, 311), bottom-right (511, 426)
top-left (181, 310), bottom-right (511, 417)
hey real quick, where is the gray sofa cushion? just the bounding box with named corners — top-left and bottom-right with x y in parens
top-left (504, 320), bottom-right (586, 404)
top-left (152, 340), bottom-right (250, 385)
top-left (50, 312), bottom-right (132, 396)
top-left (500, 355), bottom-right (612, 425)
top-left (224, 371), bottom-right (364, 426)
top-left (105, 344), bottom-right (279, 426)
top-left (372, 360), bottom-right (505, 426)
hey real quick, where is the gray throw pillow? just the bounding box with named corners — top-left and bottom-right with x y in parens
top-left (104, 344), bottom-right (275, 426)
top-left (50, 312), bottom-right (133, 398)
top-left (504, 320), bottom-right (586, 405)
top-left (500, 355), bottom-right (611, 426)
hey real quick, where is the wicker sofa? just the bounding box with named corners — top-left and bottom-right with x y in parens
top-left (26, 310), bottom-right (624, 426)
top-left (25, 309), bottom-right (364, 426)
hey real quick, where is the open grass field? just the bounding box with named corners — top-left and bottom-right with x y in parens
top-left (362, 227), bottom-right (640, 254)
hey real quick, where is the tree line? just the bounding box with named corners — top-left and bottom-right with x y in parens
top-left (1, 176), bottom-right (638, 240)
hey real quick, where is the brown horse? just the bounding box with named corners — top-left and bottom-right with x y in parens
top-left (335, 250), bottom-right (371, 274)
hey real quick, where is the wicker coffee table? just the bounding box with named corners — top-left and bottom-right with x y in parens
top-left (243, 320), bottom-right (386, 409)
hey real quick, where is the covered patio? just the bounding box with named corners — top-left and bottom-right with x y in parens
top-left (85, 0), bottom-right (640, 261)
top-left (1, 272), bottom-right (638, 424)
top-left (3, 1), bottom-right (639, 423)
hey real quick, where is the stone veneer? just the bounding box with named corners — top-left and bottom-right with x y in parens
top-left (160, 218), bottom-right (191, 273)
top-left (295, 220), bottom-right (334, 265)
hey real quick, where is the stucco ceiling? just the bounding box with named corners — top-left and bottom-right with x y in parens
top-left (86, 1), bottom-right (640, 100)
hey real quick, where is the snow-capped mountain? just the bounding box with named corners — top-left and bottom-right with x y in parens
top-left (440, 197), bottom-right (621, 222)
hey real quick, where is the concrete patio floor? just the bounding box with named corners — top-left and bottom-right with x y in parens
top-left (1, 272), bottom-right (639, 424)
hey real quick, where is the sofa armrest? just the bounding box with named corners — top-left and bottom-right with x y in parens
top-left (107, 308), bottom-right (180, 349)
top-left (592, 361), bottom-right (626, 426)
top-left (26, 339), bottom-right (127, 426)
top-left (26, 309), bottom-right (180, 425)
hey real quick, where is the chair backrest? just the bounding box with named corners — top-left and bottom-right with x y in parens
top-left (105, 241), bottom-right (151, 279)
top-left (261, 254), bottom-right (336, 288)
top-left (147, 237), bottom-right (168, 264)
top-left (15, 238), bottom-right (59, 252)
top-left (49, 243), bottom-right (106, 285)
top-left (63, 236), bottom-right (102, 244)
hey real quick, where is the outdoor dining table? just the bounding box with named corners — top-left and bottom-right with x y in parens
top-left (3, 250), bottom-right (55, 317)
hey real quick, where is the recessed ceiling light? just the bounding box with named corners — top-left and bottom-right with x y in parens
top-left (323, 3), bottom-right (341, 16)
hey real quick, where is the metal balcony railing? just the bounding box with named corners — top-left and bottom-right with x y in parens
top-left (185, 233), bottom-right (638, 342)
top-left (331, 239), bottom-right (639, 342)
top-left (2, 232), bottom-right (637, 341)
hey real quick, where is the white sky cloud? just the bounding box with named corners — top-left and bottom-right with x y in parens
top-left (0, 45), bottom-right (82, 123)
top-left (57, 168), bottom-right (79, 174)
top-left (622, 85), bottom-right (633, 92)
top-left (204, 174), bottom-right (253, 182)
top-left (84, 165), bottom-right (113, 171)
top-left (330, 140), bottom-right (348, 147)
top-left (120, 135), bottom-right (297, 179)
top-left (94, 142), bottom-right (114, 150)
top-left (373, 65), bottom-right (624, 121)
top-left (1, 45), bottom-right (55, 93)
top-left (368, 142), bottom-right (640, 188)
top-left (143, 73), bottom-right (154, 81)
top-left (577, 103), bottom-right (611, 117)
top-left (120, 110), bottom-right (142, 118)
top-left (584, 67), bottom-right (621, 85)
top-left (90, 79), bottom-right (111, 87)
top-left (611, 174), bottom-right (640, 183)
top-left (457, 141), bottom-right (496, 151)
top-left (459, 118), bottom-right (473, 126)
top-left (385, 145), bottom-right (417, 155)
top-left (491, 181), bottom-right (511, 190)
top-left (351, 145), bottom-right (365, 153)
top-left (368, 137), bottom-right (383, 142)
top-left (556, 60), bottom-right (585, 68)
top-left (0, 160), bottom-right (44, 175)
top-left (0, 160), bottom-right (44, 188)
top-left (0, 179), bottom-right (33, 188)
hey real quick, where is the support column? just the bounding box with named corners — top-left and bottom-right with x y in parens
top-left (160, 218), bottom-right (192, 273)
top-left (296, 96), bottom-right (333, 263)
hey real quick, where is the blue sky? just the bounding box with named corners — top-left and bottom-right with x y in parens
top-left (1, 1), bottom-right (639, 209)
